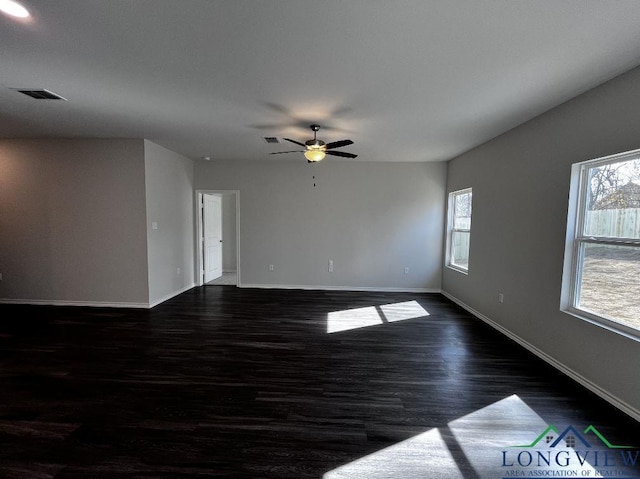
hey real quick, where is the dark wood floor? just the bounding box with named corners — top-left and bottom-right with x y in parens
top-left (0, 287), bottom-right (638, 478)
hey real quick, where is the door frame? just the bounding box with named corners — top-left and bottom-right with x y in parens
top-left (203, 193), bottom-right (223, 283)
top-left (195, 189), bottom-right (240, 287)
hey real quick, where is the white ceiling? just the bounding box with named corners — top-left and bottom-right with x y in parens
top-left (3, 1), bottom-right (640, 163)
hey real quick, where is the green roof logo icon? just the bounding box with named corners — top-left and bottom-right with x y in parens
top-left (510, 425), bottom-right (635, 449)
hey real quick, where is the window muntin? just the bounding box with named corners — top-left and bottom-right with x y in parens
top-left (447, 188), bottom-right (472, 273)
top-left (568, 151), bottom-right (640, 336)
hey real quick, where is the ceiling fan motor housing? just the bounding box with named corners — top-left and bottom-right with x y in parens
top-left (306, 124), bottom-right (325, 150)
top-left (305, 139), bottom-right (326, 149)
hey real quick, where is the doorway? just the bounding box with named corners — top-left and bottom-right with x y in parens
top-left (196, 190), bottom-right (240, 287)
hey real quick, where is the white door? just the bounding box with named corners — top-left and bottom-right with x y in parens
top-left (203, 194), bottom-right (222, 282)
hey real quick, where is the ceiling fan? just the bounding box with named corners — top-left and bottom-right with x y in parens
top-left (269, 124), bottom-right (357, 162)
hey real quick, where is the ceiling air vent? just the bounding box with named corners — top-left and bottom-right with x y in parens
top-left (14, 89), bottom-right (67, 100)
top-left (262, 136), bottom-right (281, 144)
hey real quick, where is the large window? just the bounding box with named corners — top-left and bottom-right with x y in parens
top-left (447, 188), bottom-right (472, 273)
top-left (564, 149), bottom-right (640, 337)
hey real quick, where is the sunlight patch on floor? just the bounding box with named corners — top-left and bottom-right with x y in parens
top-left (448, 395), bottom-right (604, 477)
top-left (324, 427), bottom-right (462, 479)
top-left (323, 395), bottom-right (615, 478)
top-left (327, 306), bottom-right (382, 334)
top-left (327, 300), bottom-right (430, 334)
top-left (380, 300), bottom-right (429, 322)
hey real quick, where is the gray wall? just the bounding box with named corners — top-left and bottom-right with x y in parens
top-left (144, 140), bottom-right (195, 306)
top-left (0, 139), bottom-right (149, 306)
top-left (443, 65), bottom-right (640, 418)
top-left (194, 159), bottom-right (446, 291)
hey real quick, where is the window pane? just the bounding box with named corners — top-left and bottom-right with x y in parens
top-left (585, 158), bottom-right (640, 239)
top-left (454, 192), bottom-right (472, 229)
top-left (451, 231), bottom-right (470, 269)
top-left (577, 243), bottom-right (640, 329)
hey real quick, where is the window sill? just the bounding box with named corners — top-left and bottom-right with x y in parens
top-left (562, 307), bottom-right (640, 343)
top-left (446, 264), bottom-right (469, 275)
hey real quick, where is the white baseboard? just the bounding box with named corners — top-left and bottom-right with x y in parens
top-left (0, 298), bottom-right (149, 309)
top-left (148, 283), bottom-right (196, 308)
top-left (0, 283), bottom-right (197, 310)
top-left (239, 283), bottom-right (440, 293)
top-left (441, 291), bottom-right (640, 422)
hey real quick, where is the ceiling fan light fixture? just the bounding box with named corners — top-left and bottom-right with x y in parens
top-left (304, 149), bottom-right (326, 162)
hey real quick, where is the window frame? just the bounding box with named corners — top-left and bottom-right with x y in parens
top-left (446, 187), bottom-right (472, 274)
top-left (563, 149), bottom-right (640, 340)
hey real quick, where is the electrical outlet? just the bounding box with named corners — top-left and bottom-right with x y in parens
top-left (404, 267), bottom-right (409, 274)
top-left (177, 267), bottom-right (181, 275)
top-left (499, 293), bottom-right (504, 303)
top-left (328, 260), bottom-right (334, 273)
top-left (269, 264), bottom-right (274, 271)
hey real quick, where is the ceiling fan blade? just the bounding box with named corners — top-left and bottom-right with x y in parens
top-left (325, 139), bottom-right (354, 150)
top-left (269, 150), bottom-right (304, 155)
top-left (283, 138), bottom-right (306, 147)
top-left (326, 150), bottom-right (358, 159)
